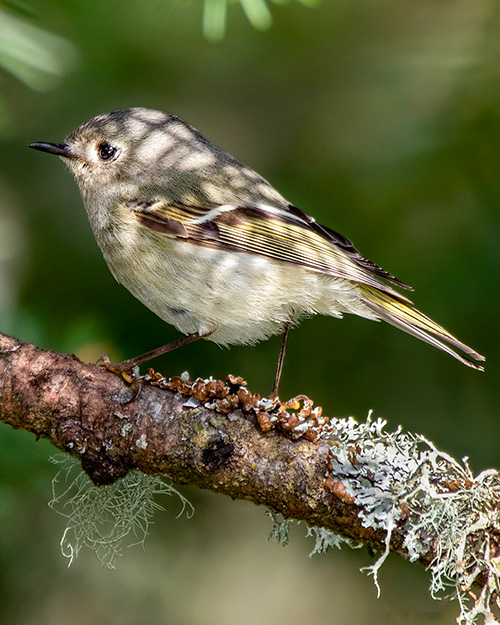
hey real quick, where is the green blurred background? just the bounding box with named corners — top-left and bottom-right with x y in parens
top-left (0, 1), bottom-right (498, 623)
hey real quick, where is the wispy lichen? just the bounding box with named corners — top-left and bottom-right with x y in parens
top-left (49, 455), bottom-right (193, 568)
top-left (305, 525), bottom-right (362, 556)
top-left (266, 509), bottom-right (292, 546)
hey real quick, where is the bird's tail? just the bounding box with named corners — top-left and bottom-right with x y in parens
top-left (360, 285), bottom-right (485, 371)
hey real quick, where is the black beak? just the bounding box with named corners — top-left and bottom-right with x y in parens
top-left (29, 142), bottom-right (78, 159)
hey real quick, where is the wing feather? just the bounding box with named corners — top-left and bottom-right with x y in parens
top-left (132, 200), bottom-right (413, 301)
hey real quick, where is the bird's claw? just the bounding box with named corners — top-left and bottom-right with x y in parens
top-left (97, 355), bottom-right (143, 404)
top-left (267, 394), bottom-right (314, 416)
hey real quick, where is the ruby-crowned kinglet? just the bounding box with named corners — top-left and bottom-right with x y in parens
top-left (30, 108), bottom-right (484, 396)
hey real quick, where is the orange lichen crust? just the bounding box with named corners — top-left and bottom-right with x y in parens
top-left (143, 370), bottom-right (331, 444)
top-left (146, 371), bottom-right (260, 413)
top-left (324, 477), bottom-right (356, 504)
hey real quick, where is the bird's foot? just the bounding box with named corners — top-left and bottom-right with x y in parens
top-left (256, 393), bottom-right (323, 441)
top-left (258, 393), bottom-right (315, 417)
top-left (97, 355), bottom-right (143, 404)
top-left (277, 394), bottom-right (314, 417)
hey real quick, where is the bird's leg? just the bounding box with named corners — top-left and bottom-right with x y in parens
top-left (98, 331), bottom-right (212, 400)
top-left (269, 322), bottom-right (291, 402)
top-left (267, 325), bottom-right (314, 418)
top-left (115, 331), bottom-right (211, 371)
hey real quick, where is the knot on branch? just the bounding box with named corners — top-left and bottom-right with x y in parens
top-left (80, 449), bottom-right (132, 485)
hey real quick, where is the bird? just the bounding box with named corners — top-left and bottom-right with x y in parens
top-left (30, 107), bottom-right (485, 398)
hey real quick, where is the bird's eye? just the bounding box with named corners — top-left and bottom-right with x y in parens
top-left (97, 142), bottom-right (118, 161)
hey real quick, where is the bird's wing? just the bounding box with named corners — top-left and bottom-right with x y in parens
top-left (132, 199), bottom-right (413, 300)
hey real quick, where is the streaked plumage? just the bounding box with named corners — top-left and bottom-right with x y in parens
top-left (30, 107), bottom-right (485, 388)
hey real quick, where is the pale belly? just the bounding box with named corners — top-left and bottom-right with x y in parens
top-left (98, 225), bottom-right (375, 346)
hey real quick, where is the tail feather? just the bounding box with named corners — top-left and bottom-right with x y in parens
top-left (360, 286), bottom-right (485, 371)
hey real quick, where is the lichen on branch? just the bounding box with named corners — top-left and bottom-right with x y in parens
top-left (0, 330), bottom-right (499, 623)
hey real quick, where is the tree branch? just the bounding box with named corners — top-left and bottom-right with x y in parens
top-left (0, 331), bottom-right (381, 541)
top-left (1, 330), bottom-right (499, 622)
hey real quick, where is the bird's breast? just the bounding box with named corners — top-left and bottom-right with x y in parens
top-left (92, 216), bottom-right (362, 345)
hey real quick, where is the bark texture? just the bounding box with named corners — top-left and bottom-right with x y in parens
top-left (0, 331), bottom-right (396, 551)
top-left (1, 332), bottom-right (498, 564)
top-left (2, 331), bottom-right (499, 621)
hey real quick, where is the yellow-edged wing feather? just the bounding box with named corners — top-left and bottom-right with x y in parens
top-left (134, 201), bottom-right (411, 299)
top-left (133, 200), bottom-right (485, 370)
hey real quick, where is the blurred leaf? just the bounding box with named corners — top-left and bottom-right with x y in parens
top-left (2, 0), bottom-right (37, 19)
top-left (203, 0), bottom-right (228, 40)
top-left (202, 0), bottom-right (317, 40)
top-left (0, 7), bottom-right (78, 91)
top-left (240, 0), bottom-right (272, 30)
top-left (271, 0), bottom-right (319, 5)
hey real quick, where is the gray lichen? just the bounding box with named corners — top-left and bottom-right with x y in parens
top-left (48, 399), bottom-right (500, 623)
top-left (319, 412), bottom-right (500, 623)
